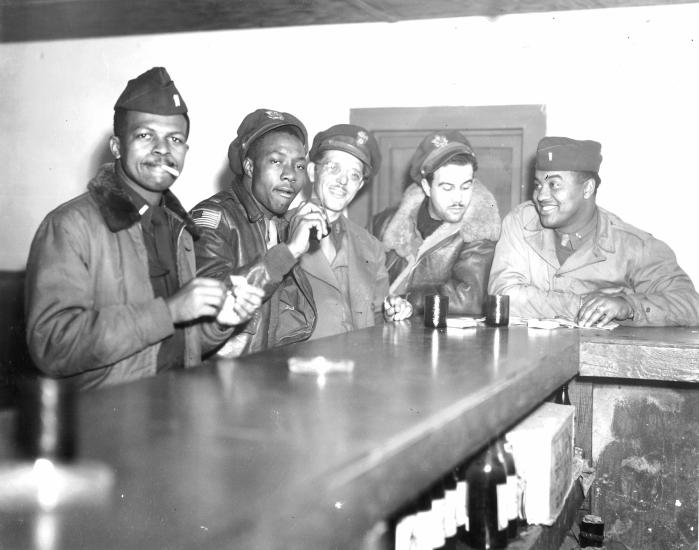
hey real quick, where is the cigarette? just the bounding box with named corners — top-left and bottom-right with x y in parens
top-left (161, 164), bottom-right (180, 177)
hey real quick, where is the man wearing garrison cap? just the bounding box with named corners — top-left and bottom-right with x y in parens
top-left (296, 124), bottom-right (389, 339)
top-left (192, 109), bottom-right (325, 355)
top-left (373, 130), bottom-right (501, 320)
top-left (25, 67), bottom-right (263, 389)
top-left (489, 137), bottom-right (699, 326)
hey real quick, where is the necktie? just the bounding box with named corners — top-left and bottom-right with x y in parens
top-left (266, 217), bottom-right (279, 249)
top-left (320, 233), bottom-right (336, 265)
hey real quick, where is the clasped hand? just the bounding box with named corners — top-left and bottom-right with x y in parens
top-left (383, 295), bottom-right (413, 322)
top-left (166, 276), bottom-right (264, 327)
top-left (576, 292), bottom-right (633, 327)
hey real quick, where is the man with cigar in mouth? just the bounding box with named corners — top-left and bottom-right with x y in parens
top-left (192, 109), bottom-right (325, 355)
top-left (25, 67), bottom-right (263, 390)
top-left (373, 130), bottom-right (501, 321)
top-left (299, 124), bottom-right (389, 339)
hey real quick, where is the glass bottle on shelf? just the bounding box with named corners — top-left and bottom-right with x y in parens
top-left (393, 503), bottom-right (416, 550)
top-left (455, 464), bottom-right (469, 543)
top-left (430, 482), bottom-right (447, 550)
top-left (500, 439), bottom-right (519, 540)
top-left (462, 441), bottom-right (508, 549)
top-left (554, 383), bottom-right (571, 405)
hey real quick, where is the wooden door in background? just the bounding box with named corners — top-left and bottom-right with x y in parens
top-left (349, 105), bottom-right (546, 229)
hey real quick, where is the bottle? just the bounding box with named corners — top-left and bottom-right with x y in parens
top-left (430, 482), bottom-right (447, 550)
top-left (579, 514), bottom-right (605, 547)
top-left (554, 383), bottom-right (571, 405)
top-left (500, 439), bottom-right (520, 540)
top-left (454, 464), bottom-right (469, 543)
top-left (393, 503), bottom-right (416, 550)
top-left (504, 433), bottom-right (528, 532)
top-left (463, 442), bottom-right (508, 549)
top-left (414, 494), bottom-right (432, 550)
top-left (441, 474), bottom-right (459, 549)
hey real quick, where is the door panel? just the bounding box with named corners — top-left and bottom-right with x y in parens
top-left (349, 105), bottom-right (546, 230)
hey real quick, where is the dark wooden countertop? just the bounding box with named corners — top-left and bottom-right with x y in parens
top-left (579, 326), bottom-right (699, 382)
top-left (0, 321), bottom-right (579, 549)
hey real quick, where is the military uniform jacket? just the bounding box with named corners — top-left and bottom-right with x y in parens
top-left (488, 201), bottom-right (699, 326)
top-left (299, 215), bottom-right (389, 338)
top-left (25, 164), bottom-right (232, 390)
top-left (373, 182), bottom-right (501, 315)
top-left (191, 180), bottom-right (316, 357)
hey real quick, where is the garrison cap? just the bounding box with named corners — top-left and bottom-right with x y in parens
top-left (228, 108), bottom-right (308, 176)
top-left (535, 137), bottom-right (603, 172)
top-left (409, 130), bottom-right (476, 183)
top-left (309, 124), bottom-right (381, 176)
top-left (114, 67), bottom-right (188, 116)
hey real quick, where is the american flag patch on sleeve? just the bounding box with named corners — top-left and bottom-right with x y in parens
top-left (191, 208), bottom-right (222, 229)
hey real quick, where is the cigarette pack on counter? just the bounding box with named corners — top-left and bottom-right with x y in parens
top-left (505, 402), bottom-right (574, 525)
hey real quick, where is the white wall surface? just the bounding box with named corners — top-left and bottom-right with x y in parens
top-left (2, 4), bottom-right (698, 283)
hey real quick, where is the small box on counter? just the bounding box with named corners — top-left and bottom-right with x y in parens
top-left (505, 402), bottom-right (574, 526)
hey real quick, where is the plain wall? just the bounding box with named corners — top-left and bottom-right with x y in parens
top-left (2, 4), bottom-right (698, 284)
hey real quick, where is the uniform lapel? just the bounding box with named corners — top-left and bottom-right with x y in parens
top-left (345, 223), bottom-right (374, 311)
top-left (523, 216), bottom-right (560, 270)
top-left (300, 242), bottom-right (342, 292)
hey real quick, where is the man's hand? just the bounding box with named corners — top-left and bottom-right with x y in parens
top-left (576, 292), bottom-right (634, 327)
top-left (383, 295), bottom-right (414, 322)
top-left (286, 202), bottom-right (329, 258)
top-left (216, 276), bottom-right (265, 326)
top-left (166, 278), bottom-right (228, 324)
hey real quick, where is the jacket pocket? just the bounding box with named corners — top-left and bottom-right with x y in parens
top-left (275, 282), bottom-right (313, 344)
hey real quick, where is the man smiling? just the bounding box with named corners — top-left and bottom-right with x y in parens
top-left (373, 130), bottom-right (501, 319)
top-left (300, 124), bottom-right (388, 339)
top-left (489, 136), bottom-right (699, 326)
top-left (193, 109), bottom-right (324, 355)
top-left (25, 68), bottom-right (261, 389)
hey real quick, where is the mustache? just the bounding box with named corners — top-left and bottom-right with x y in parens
top-left (145, 158), bottom-right (177, 168)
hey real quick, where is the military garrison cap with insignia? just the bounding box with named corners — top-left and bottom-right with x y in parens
top-left (227, 108), bottom-right (308, 176)
top-left (309, 124), bottom-right (381, 176)
top-left (535, 137), bottom-right (603, 172)
top-left (114, 67), bottom-right (188, 116)
top-left (409, 130), bottom-right (477, 183)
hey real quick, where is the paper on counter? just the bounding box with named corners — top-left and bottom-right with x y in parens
top-left (516, 317), bottom-right (618, 331)
top-left (527, 318), bottom-right (564, 330)
top-left (288, 356), bottom-right (355, 375)
top-left (446, 317), bottom-right (480, 329)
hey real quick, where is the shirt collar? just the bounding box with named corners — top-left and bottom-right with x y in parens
top-left (555, 208), bottom-right (599, 251)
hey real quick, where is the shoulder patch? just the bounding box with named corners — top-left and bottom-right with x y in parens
top-left (191, 208), bottom-right (222, 229)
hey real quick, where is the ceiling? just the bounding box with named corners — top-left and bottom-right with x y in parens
top-left (0, 0), bottom-right (694, 43)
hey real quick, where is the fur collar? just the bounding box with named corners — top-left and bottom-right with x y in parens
top-left (382, 180), bottom-right (500, 259)
top-left (87, 163), bottom-right (200, 238)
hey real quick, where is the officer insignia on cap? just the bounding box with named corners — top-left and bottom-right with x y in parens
top-left (173, 94), bottom-right (181, 107)
top-left (548, 151), bottom-right (553, 161)
top-left (265, 110), bottom-right (285, 121)
top-left (356, 131), bottom-right (368, 145)
top-left (432, 135), bottom-right (449, 148)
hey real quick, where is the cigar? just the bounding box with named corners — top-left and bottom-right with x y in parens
top-left (161, 164), bottom-right (180, 177)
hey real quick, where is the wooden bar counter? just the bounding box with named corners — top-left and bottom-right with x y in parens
top-left (0, 321), bottom-right (579, 549)
top-left (572, 326), bottom-right (699, 550)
